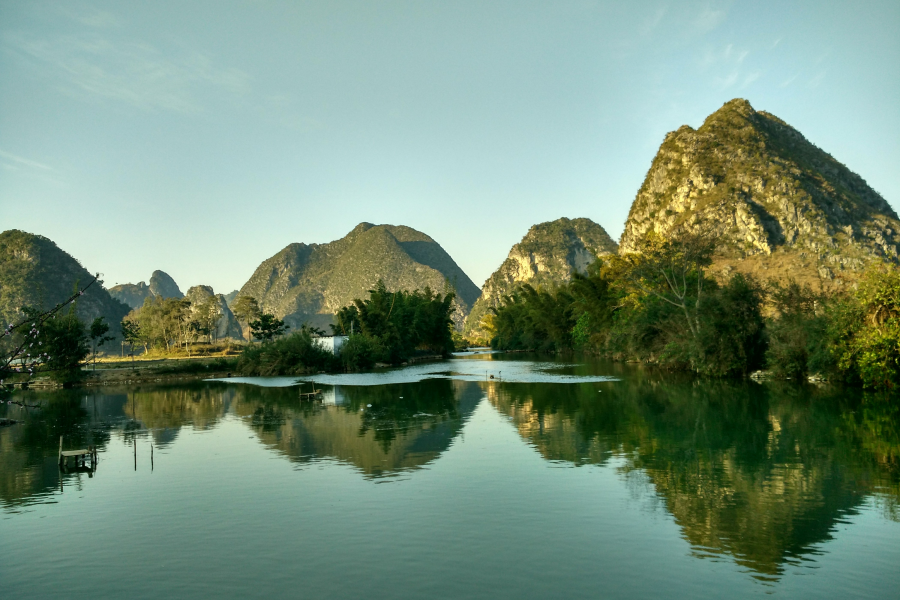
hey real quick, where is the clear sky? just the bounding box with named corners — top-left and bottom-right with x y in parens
top-left (1, 0), bottom-right (898, 294)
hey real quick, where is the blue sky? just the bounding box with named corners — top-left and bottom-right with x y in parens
top-left (1, 0), bottom-right (898, 294)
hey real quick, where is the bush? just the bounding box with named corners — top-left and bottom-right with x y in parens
top-left (340, 334), bottom-right (390, 370)
top-left (238, 330), bottom-right (338, 376)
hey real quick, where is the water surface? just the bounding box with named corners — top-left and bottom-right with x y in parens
top-left (1, 354), bottom-right (897, 598)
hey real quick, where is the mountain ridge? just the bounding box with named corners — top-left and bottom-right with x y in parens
top-left (237, 223), bottom-right (481, 330)
top-left (619, 98), bottom-right (899, 286)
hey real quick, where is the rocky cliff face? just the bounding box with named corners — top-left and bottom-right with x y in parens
top-left (0, 230), bottom-right (129, 332)
top-left (108, 282), bottom-right (152, 309)
top-left (184, 285), bottom-right (243, 340)
top-left (620, 99), bottom-right (899, 286)
top-left (236, 223), bottom-right (481, 330)
top-left (464, 218), bottom-right (618, 338)
top-left (149, 270), bottom-right (183, 299)
top-left (110, 270), bottom-right (183, 308)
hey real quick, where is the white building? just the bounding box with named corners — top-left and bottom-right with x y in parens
top-left (313, 334), bottom-right (348, 355)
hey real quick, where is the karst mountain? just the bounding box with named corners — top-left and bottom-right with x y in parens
top-left (620, 98), bottom-right (899, 286)
top-left (109, 270), bottom-right (184, 309)
top-left (464, 218), bottom-right (618, 338)
top-left (0, 229), bottom-right (129, 331)
top-left (236, 223), bottom-right (481, 330)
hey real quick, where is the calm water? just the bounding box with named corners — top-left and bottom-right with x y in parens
top-left (1, 353), bottom-right (898, 599)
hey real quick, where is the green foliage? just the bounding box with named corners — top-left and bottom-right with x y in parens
top-left (842, 266), bottom-right (900, 389)
top-left (124, 295), bottom-right (193, 352)
top-left (333, 281), bottom-right (455, 365)
top-left (489, 232), bottom-right (764, 377)
top-left (694, 274), bottom-right (766, 376)
top-left (238, 328), bottom-right (337, 376)
top-left (27, 307), bottom-right (89, 383)
top-left (339, 333), bottom-right (389, 370)
top-left (249, 313), bottom-right (288, 342)
top-left (231, 295), bottom-right (261, 340)
top-left (238, 281), bottom-right (455, 376)
top-left (153, 357), bottom-right (238, 375)
top-left (765, 281), bottom-right (823, 379)
top-left (464, 218), bottom-right (617, 339)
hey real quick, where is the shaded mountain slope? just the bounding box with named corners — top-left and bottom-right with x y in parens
top-left (237, 223), bottom-right (480, 330)
top-left (0, 229), bottom-right (129, 332)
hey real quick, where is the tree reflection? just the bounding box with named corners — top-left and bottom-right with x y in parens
top-left (0, 389), bottom-right (107, 507)
top-left (488, 373), bottom-right (900, 578)
top-left (232, 379), bottom-right (481, 477)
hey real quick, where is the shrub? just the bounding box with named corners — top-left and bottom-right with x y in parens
top-left (238, 330), bottom-right (338, 376)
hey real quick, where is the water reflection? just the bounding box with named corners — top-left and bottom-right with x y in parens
top-left (487, 370), bottom-right (900, 578)
top-left (2, 365), bottom-right (897, 582)
top-left (230, 379), bottom-right (481, 477)
top-left (0, 378), bottom-right (484, 507)
top-left (0, 390), bottom-right (112, 508)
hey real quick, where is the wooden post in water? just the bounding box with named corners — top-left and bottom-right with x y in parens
top-left (58, 436), bottom-right (63, 467)
top-left (134, 438), bottom-right (137, 471)
top-left (151, 443), bottom-right (154, 472)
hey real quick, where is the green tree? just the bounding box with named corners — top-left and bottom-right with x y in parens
top-left (232, 296), bottom-right (261, 341)
top-left (120, 318), bottom-right (141, 370)
top-left (249, 313), bottom-right (288, 342)
top-left (88, 316), bottom-right (113, 370)
top-left (198, 296), bottom-right (222, 344)
top-left (31, 307), bottom-right (89, 384)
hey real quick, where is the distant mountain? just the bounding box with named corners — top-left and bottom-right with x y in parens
top-left (620, 98), bottom-right (900, 287)
top-left (464, 218), bottom-right (618, 338)
top-left (108, 282), bottom-right (151, 309)
top-left (236, 223), bottom-right (481, 330)
top-left (0, 230), bottom-right (129, 332)
top-left (223, 290), bottom-right (239, 306)
top-left (184, 285), bottom-right (243, 340)
top-left (109, 270), bottom-right (183, 309)
top-left (150, 270), bottom-right (183, 299)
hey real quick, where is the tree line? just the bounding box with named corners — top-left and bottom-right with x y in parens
top-left (481, 230), bottom-right (900, 390)
top-left (120, 293), bottom-right (287, 355)
top-left (237, 281), bottom-right (456, 375)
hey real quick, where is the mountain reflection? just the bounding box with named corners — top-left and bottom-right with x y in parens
top-left (0, 379), bottom-right (483, 507)
top-left (487, 374), bottom-right (900, 578)
top-left (231, 379), bottom-right (482, 477)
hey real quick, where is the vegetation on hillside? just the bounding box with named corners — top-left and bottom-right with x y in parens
top-left (465, 217), bottom-right (617, 341)
top-left (482, 230), bottom-right (900, 390)
top-left (619, 99), bottom-right (900, 291)
top-left (0, 230), bottom-right (129, 334)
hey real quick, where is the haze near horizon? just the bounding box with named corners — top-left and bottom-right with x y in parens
top-left (1, 0), bottom-right (897, 293)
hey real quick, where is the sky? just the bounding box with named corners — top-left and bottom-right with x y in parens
top-left (1, 0), bottom-right (898, 294)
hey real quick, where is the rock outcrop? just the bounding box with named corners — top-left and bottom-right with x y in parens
top-left (110, 270), bottom-right (184, 309)
top-left (620, 98), bottom-right (900, 287)
top-left (149, 270), bottom-right (183, 299)
top-left (184, 285), bottom-right (243, 340)
top-left (236, 223), bottom-right (481, 330)
top-left (0, 230), bottom-right (130, 332)
top-left (464, 218), bottom-right (618, 338)
top-left (108, 282), bottom-right (152, 309)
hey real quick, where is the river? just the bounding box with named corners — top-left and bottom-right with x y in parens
top-left (1, 352), bottom-right (897, 598)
